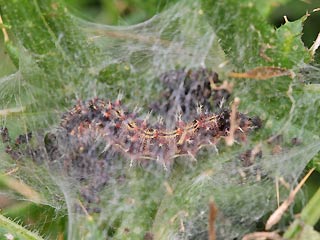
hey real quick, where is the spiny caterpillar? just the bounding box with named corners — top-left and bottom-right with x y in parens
top-left (1, 68), bottom-right (261, 208)
top-left (150, 68), bottom-right (232, 124)
top-left (59, 97), bottom-right (261, 170)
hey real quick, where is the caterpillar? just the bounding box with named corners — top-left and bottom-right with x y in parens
top-left (59, 97), bottom-right (261, 170)
top-left (0, 68), bottom-right (261, 210)
top-left (150, 68), bottom-right (232, 124)
top-left (1, 96), bottom-right (261, 209)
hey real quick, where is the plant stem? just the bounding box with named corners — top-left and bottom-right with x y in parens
top-left (283, 186), bottom-right (320, 238)
top-left (0, 214), bottom-right (44, 240)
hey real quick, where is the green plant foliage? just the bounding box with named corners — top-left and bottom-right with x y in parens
top-left (0, 0), bottom-right (101, 130)
top-left (201, 0), bottom-right (311, 69)
top-left (284, 187), bottom-right (320, 239)
top-left (0, 213), bottom-right (44, 240)
top-left (0, 0), bottom-right (319, 239)
top-left (65, 0), bottom-right (179, 25)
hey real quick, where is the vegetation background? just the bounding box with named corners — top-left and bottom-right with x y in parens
top-left (0, 0), bottom-right (320, 239)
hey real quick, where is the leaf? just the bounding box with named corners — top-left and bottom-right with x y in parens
top-left (284, 185), bottom-right (320, 239)
top-left (0, 1), bottom-right (95, 73)
top-left (0, 174), bottom-right (43, 203)
top-left (293, 225), bottom-right (320, 240)
top-left (1, 1), bottom-right (320, 239)
top-left (201, 0), bottom-right (311, 69)
top-left (0, 214), bottom-right (44, 240)
top-left (253, 0), bottom-right (290, 17)
top-left (0, 0), bottom-right (100, 125)
top-left (272, 16), bottom-right (312, 66)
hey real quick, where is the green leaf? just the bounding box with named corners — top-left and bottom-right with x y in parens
top-left (0, 0), bottom-right (100, 125)
top-left (292, 225), bottom-right (320, 240)
top-left (201, 0), bottom-right (311, 69)
top-left (0, 214), bottom-right (44, 240)
top-left (253, 0), bottom-right (290, 17)
top-left (284, 187), bottom-right (320, 239)
top-left (0, 0), bottom-right (95, 72)
top-left (273, 16), bottom-right (311, 66)
top-left (1, 1), bottom-right (319, 239)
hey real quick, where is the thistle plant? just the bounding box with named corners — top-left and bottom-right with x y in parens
top-left (0, 0), bottom-right (320, 239)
